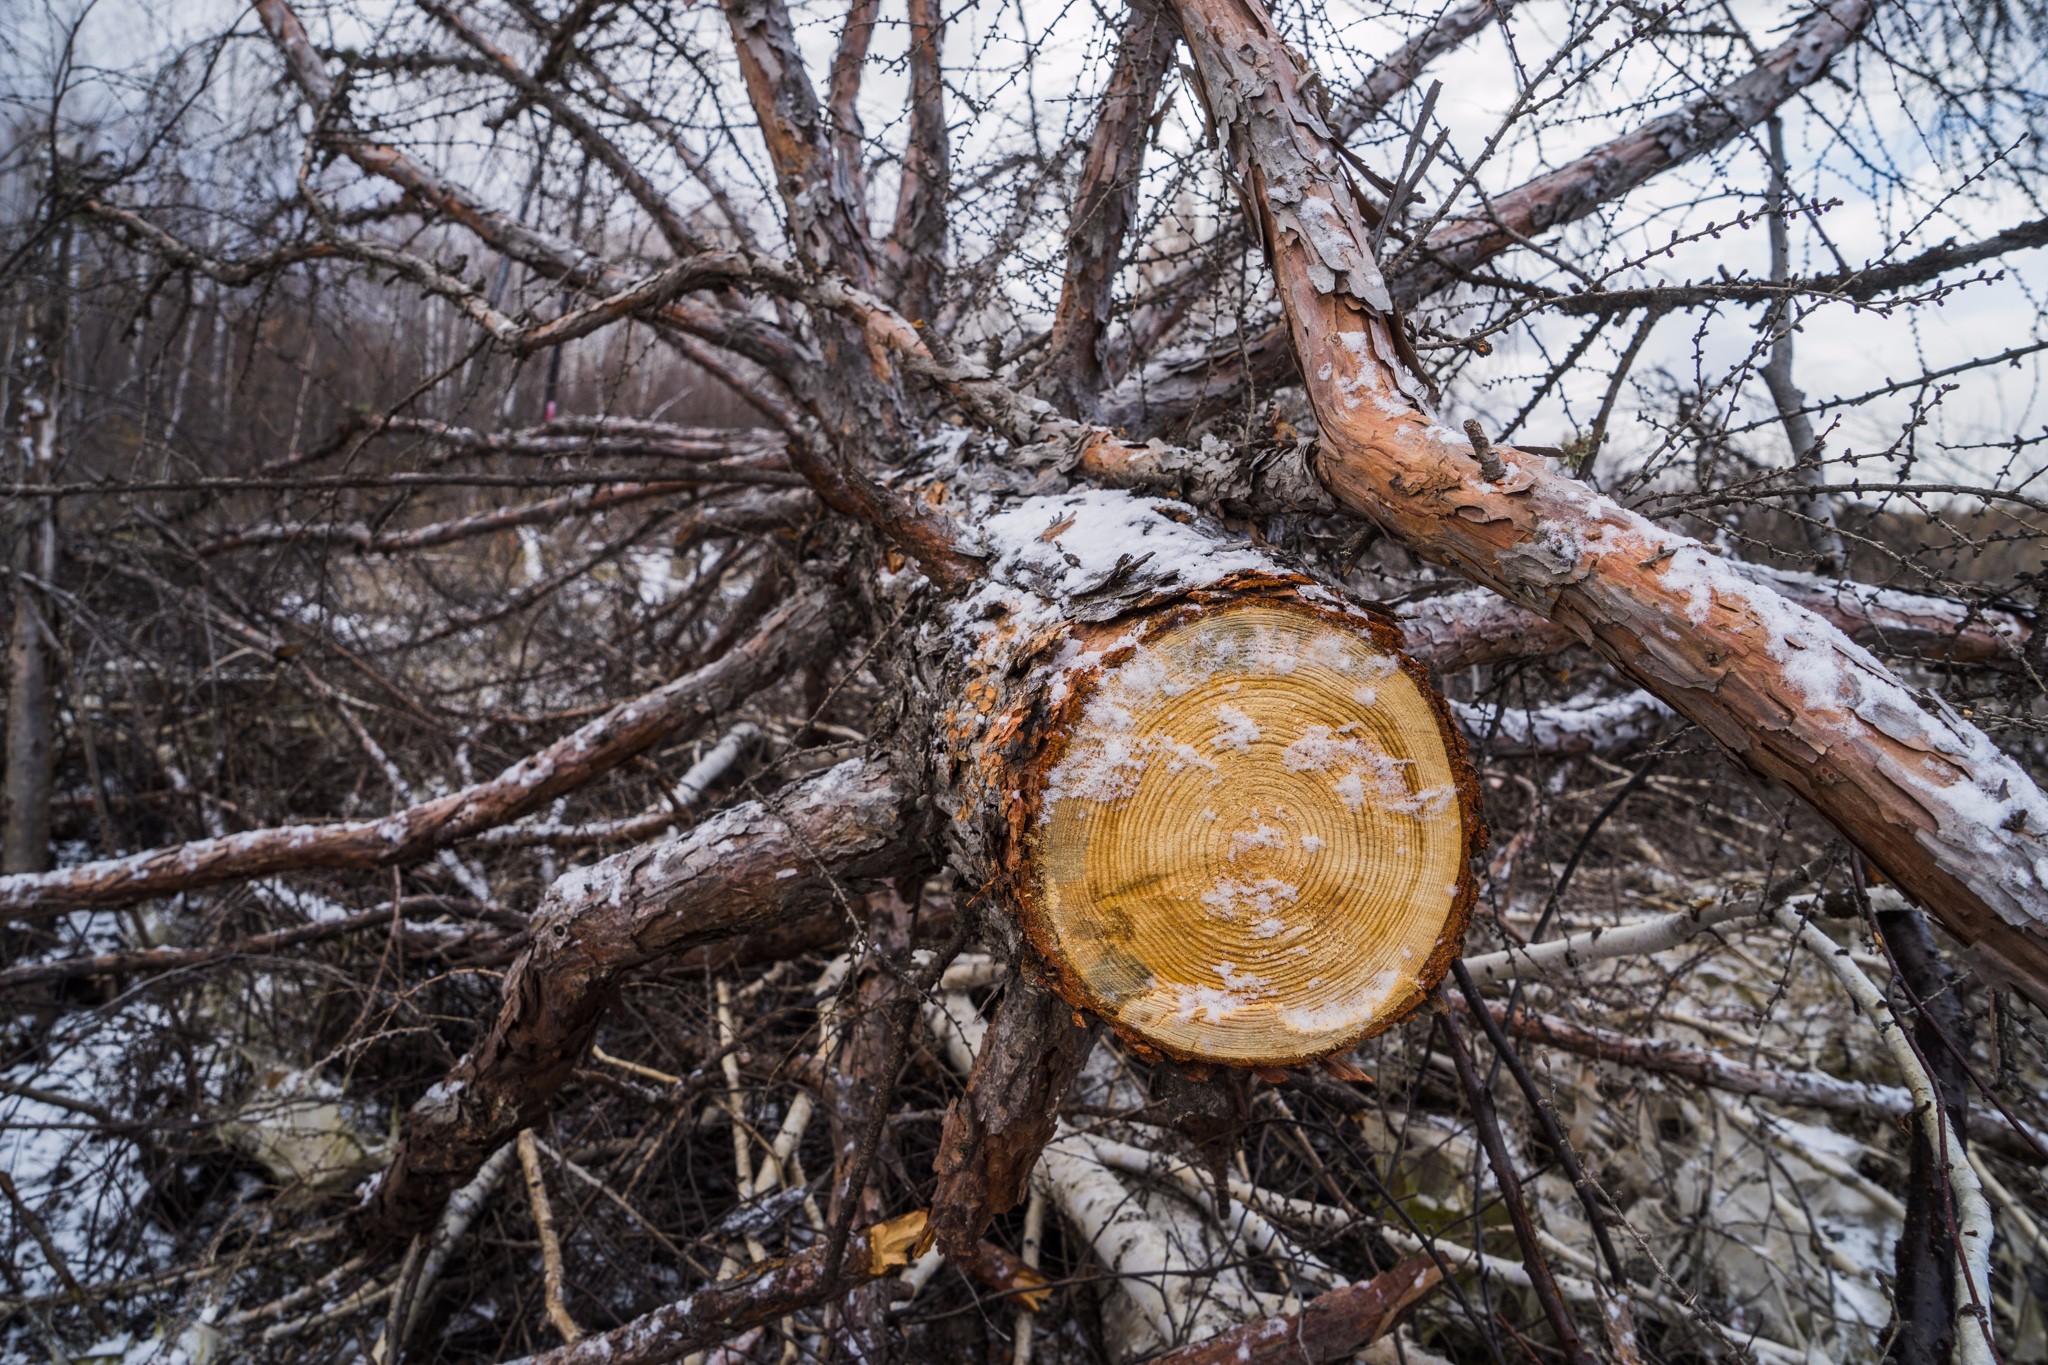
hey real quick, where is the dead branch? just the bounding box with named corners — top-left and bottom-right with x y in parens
top-left (0, 590), bottom-right (834, 916)
top-left (1144, 1257), bottom-right (1443, 1365)
top-left (363, 754), bottom-right (916, 1242)
top-left (929, 979), bottom-right (1098, 1257)
top-left (1481, 999), bottom-right (2048, 1164)
top-left (1042, 7), bottom-right (1177, 417)
top-left (501, 1210), bottom-right (931, 1365)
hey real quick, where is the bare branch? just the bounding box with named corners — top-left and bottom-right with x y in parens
top-left (0, 591), bottom-right (835, 917)
top-left (1042, 7), bottom-right (1176, 417)
top-left (364, 754), bottom-right (915, 1242)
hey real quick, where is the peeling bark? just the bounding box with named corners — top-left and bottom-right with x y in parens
top-left (929, 978), bottom-right (1097, 1257)
top-left (1168, 0), bottom-right (2048, 1008)
top-left (722, 0), bottom-right (880, 287)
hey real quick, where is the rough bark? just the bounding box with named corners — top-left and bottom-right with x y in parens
top-left (1144, 1257), bottom-right (1442, 1365)
top-left (1169, 0), bottom-right (2048, 1008)
top-left (0, 591), bottom-right (834, 917)
top-left (1042, 7), bottom-right (1177, 416)
top-left (1103, 0), bottom-right (1509, 397)
top-left (928, 978), bottom-right (1097, 1257)
top-left (1386, 564), bottom-right (2032, 676)
top-left (723, 0), bottom-right (881, 287)
top-left (1878, 906), bottom-right (1968, 1364)
top-left (362, 755), bottom-right (915, 1244)
top-left (827, 0), bottom-right (883, 210)
top-left (887, 0), bottom-right (950, 324)
top-left (502, 1210), bottom-right (931, 1365)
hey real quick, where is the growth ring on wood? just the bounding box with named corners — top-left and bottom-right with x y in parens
top-left (1022, 598), bottom-right (1480, 1067)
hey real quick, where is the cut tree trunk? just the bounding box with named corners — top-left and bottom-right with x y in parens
top-left (927, 489), bottom-right (1483, 1069)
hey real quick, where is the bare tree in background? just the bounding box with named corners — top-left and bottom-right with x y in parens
top-left (4, 0), bottom-right (2048, 1359)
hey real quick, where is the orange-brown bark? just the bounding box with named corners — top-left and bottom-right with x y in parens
top-left (1167, 0), bottom-right (2048, 1007)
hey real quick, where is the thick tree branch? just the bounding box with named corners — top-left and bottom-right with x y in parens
top-left (1333, 0), bottom-right (1507, 139)
top-left (1168, 0), bottom-right (2048, 1006)
top-left (1042, 7), bottom-right (1177, 417)
top-left (364, 755), bottom-right (917, 1243)
top-left (196, 480), bottom-right (712, 556)
top-left (826, 0), bottom-right (883, 219)
top-left (1394, 566), bottom-right (2033, 674)
top-left (723, 0), bottom-right (880, 285)
top-left (887, 0), bottom-right (951, 323)
top-left (929, 979), bottom-right (1098, 1257)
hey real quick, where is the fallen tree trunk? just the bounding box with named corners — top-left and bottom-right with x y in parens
top-left (1167, 0), bottom-right (2048, 1007)
top-left (909, 486), bottom-right (1484, 1259)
